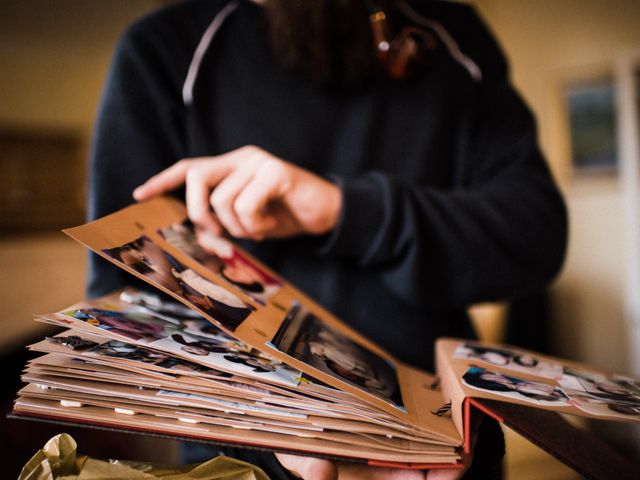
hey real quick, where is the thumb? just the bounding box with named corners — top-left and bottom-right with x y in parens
top-left (275, 453), bottom-right (338, 480)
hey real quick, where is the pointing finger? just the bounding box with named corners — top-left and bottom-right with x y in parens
top-left (133, 159), bottom-right (195, 201)
top-left (233, 174), bottom-right (280, 238)
top-left (210, 169), bottom-right (255, 238)
top-left (185, 161), bottom-right (232, 233)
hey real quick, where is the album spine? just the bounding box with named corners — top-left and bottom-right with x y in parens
top-left (435, 340), bottom-right (468, 446)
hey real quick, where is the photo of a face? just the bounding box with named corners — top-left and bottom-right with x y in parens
top-left (150, 332), bottom-right (301, 387)
top-left (159, 222), bottom-right (282, 305)
top-left (611, 374), bottom-right (640, 395)
top-left (454, 343), bottom-right (563, 379)
top-left (120, 289), bottom-right (203, 322)
top-left (103, 235), bottom-right (253, 332)
top-left (462, 366), bottom-right (570, 406)
top-left (45, 335), bottom-right (228, 378)
top-left (182, 319), bottom-right (253, 354)
top-left (268, 303), bottom-right (404, 411)
top-left (560, 368), bottom-right (640, 406)
top-left (564, 388), bottom-right (640, 422)
top-left (63, 308), bottom-right (176, 343)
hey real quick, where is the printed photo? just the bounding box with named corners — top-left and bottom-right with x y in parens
top-left (453, 342), bottom-right (563, 379)
top-left (45, 335), bottom-right (228, 378)
top-left (560, 368), bottom-right (640, 406)
top-left (462, 366), bottom-right (570, 406)
top-left (181, 319), bottom-right (253, 354)
top-left (103, 235), bottom-right (254, 331)
top-left (54, 302), bottom-right (296, 386)
top-left (150, 331), bottom-right (301, 387)
top-left (565, 388), bottom-right (640, 421)
top-left (159, 222), bottom-right (282, 305)
top-left (120, 288), bottom-right (203, 322)
top-left (611, 374), bottom-right (640, 395)
top-left (61, 307), bottom-right (178, 343)
top-left (268, 303), bottom-right (405, 411)
top-left (45, 335), bottom-right (98, 351)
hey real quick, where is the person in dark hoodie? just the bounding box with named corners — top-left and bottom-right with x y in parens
top-left (87, 1), bottom-right (567, 478)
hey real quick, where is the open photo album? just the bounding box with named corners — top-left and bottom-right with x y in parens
top-left (10, 197), bottom-right (640, 476)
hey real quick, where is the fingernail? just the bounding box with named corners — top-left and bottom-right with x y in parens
top-left (132, 186), bottom-right (144, 200)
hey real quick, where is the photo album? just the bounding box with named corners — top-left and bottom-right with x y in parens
top-left (10, 197), bottom-right (640, 476)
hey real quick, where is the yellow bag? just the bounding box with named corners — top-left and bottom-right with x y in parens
top-left (19, 434), bottom-right (271, 480)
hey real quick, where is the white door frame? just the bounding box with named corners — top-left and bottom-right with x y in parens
top-left (617, 51), bottom-right (640, 375)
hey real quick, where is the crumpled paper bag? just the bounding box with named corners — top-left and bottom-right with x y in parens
top-left (19, 433), bottom-right (271, 480)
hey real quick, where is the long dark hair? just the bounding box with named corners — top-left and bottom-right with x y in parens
top-left (264, 0), bottom-right (379, 87)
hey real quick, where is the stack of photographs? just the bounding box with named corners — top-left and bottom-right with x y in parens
top-left (12, 197), bottom-right (640, 472)
top-left (13, 197), bottom-right (463, 469)
top-left (450, 341), bottom-right (640, 421)
top-left (16, 289), bottom-right (459, 467)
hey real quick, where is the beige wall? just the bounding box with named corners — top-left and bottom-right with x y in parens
top-left (0, 0), bottom-right (159, 133)
top-left (470, 0), bottom-right (640, 374)
top-left (0, 1), bottom-right (158, 350)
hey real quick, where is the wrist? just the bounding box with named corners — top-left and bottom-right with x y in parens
top-left (317, 181), bottom-right (343, 234)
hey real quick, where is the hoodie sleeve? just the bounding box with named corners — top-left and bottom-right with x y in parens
top-left (318, 5), bottom-right (567, 310)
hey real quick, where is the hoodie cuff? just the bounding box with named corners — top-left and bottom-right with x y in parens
top-left (317, 175), bottom-right (385, 262)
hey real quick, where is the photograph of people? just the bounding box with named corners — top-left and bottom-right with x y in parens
top-left (561, 368), bottom-right (640, 405)
top-left (607, 403), bottom-right (640, 417)
top-left (462, 367), bottom-right (570, 406)
top-left (182, 319), bottom-right (253, 353)
top-left (270, 307), bottom-right (404, 410)
top-left (90, 339), bottom-right (170, 363)
top-left (160, 221), bottom-right (281, 305)
top-left (104, 236), bottom-right (184, 292)
top-left (172, 267), bottom-right (254, 331)
top-left (120, 288), bottom-right (203, 322)
top-left (149, 332), bottom-right (300, 387)
top-left (87, 0), bottom-right (568, 476)
top-left (103, 237), bottom-right (253, 332)
top-left (45, 335), bottom-right (98, 351)
top-left (63, 307), bottom-right (176, 343)
top-left (454, 342), bottom-right (563, 379)
top-left (564, 389), bottom-right (640, 422)
top-left (611, 375), bottom-right (640, 395)
top-left (84, 338), bottom-right (229, 377)
top-left (171, 332), bottom-right (230, 355)
top-left (194, 226), bottom-right (283, 304)
top-left (308, 337), bottom-right (387, 392)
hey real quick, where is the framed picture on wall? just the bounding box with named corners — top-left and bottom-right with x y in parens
top-left (564, 78), bottom-right (618, 174)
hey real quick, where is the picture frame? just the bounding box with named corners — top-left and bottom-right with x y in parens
top-left (564, 76), bottom-right (618, 175)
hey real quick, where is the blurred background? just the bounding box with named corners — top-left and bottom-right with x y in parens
top-left (1, 0), bottom-right (640, 478)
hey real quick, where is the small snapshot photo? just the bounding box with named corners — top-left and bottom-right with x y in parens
top-left (102, 235), bottom-right (254, 331)
top-left (461, 366), bottom-right (570, 406)
top-left (150, 331), bottom-right (301, 387)
top-left (563, 387), bottom-right (640, 422)
top-left (560, 367), bottom-right (640, 407)
top-left (60, 307), bottom-right (178, 344)
top-left (87, 338), bottom-right (232, 378)
top-left (453, 342), bottom-right (563, 379)
top-left (159, 222), bottom-right (282, 305)
top-left (119, 288), bottom-right (203, 322)
top-left (268, 303), bottom-right (405, 411)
